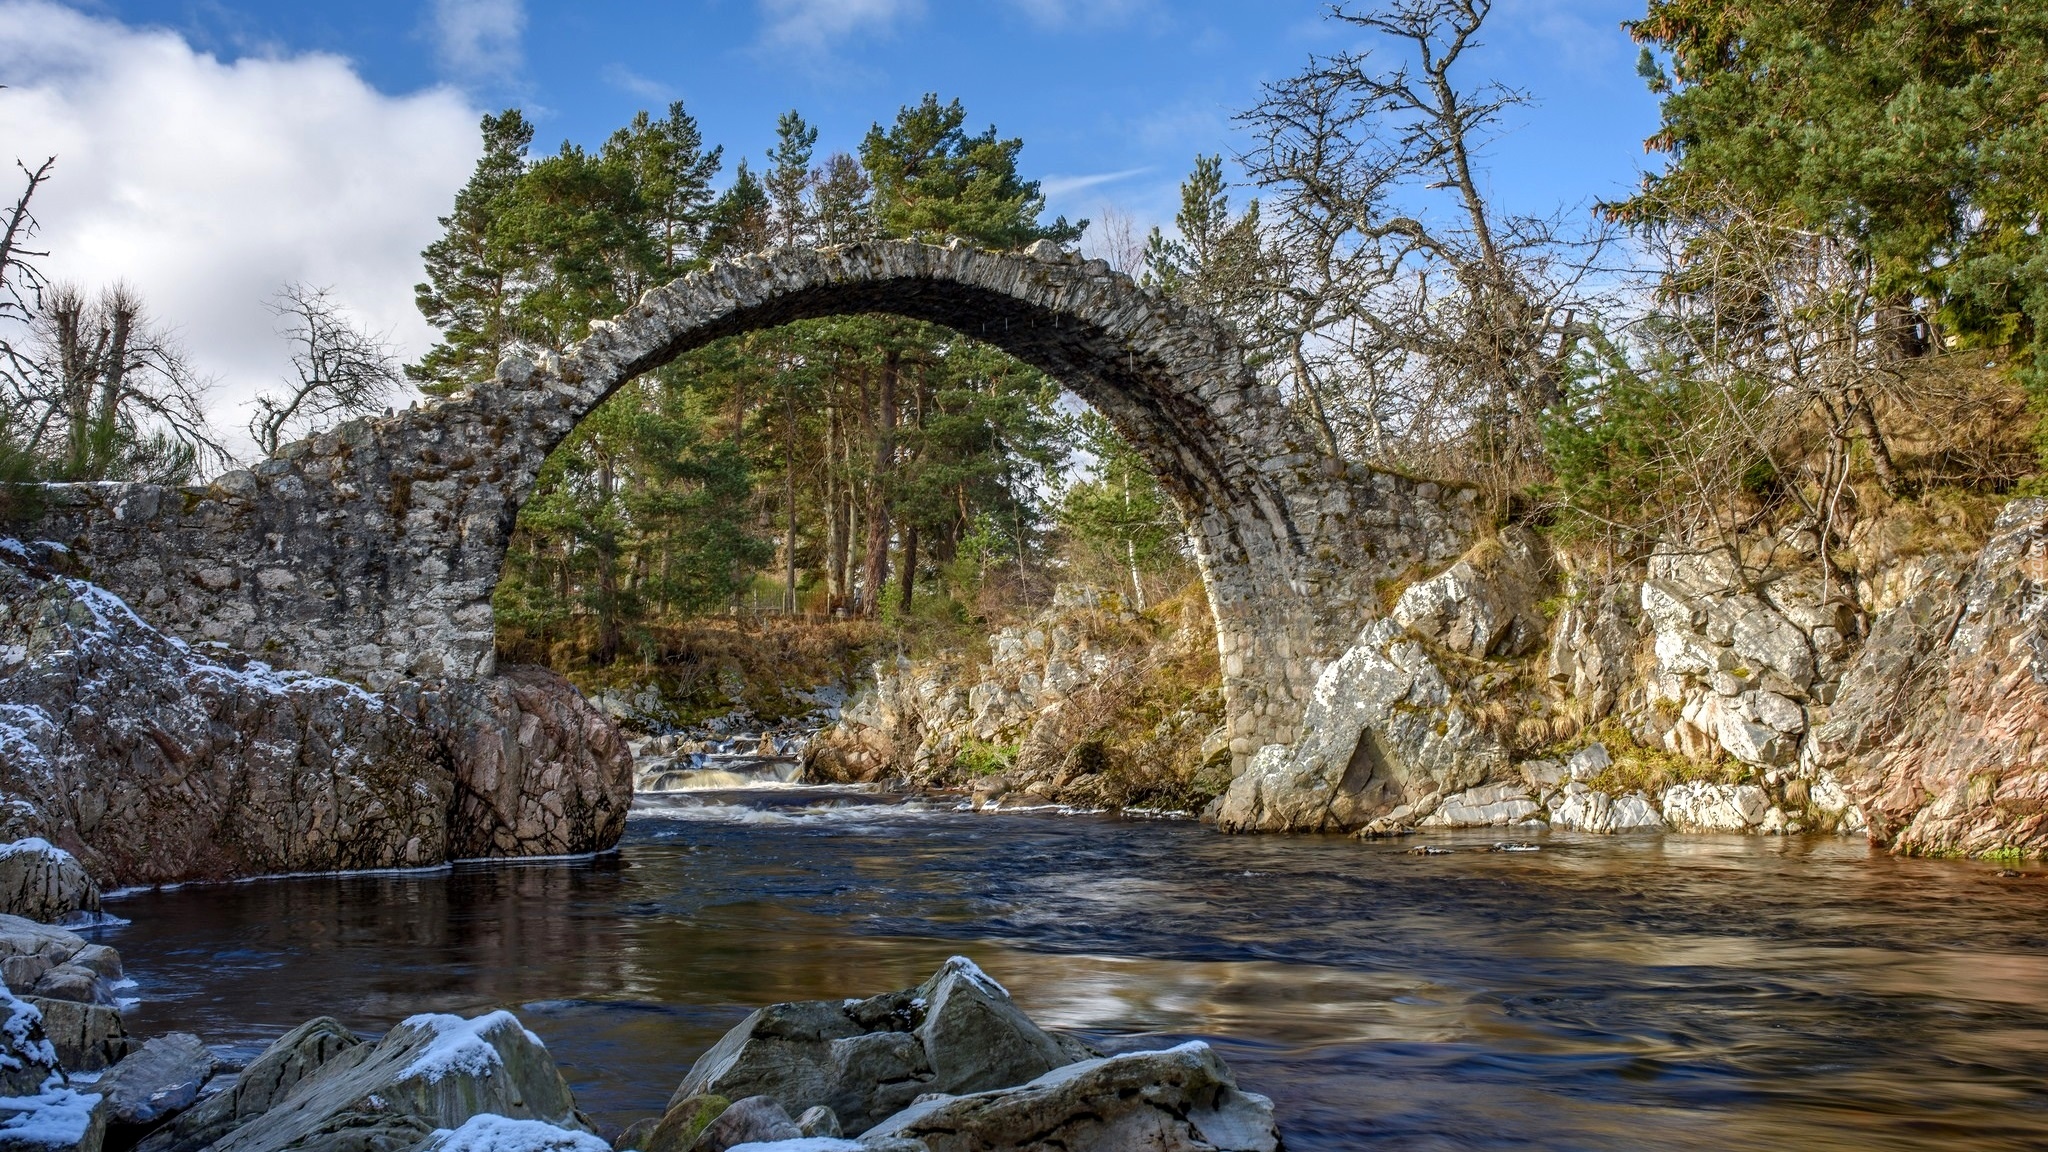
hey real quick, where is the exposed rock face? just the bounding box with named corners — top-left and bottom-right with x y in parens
top-left (208, 1010), bottom-right (588, 1152)
top-left (1214, 617), bottom-right (1510, 834)
top-left (0, 545), bottom-right (629, 885)
top-left (1817, 499), bottom-right (2048, 855)
top-left (860, 1041), bottom-right (1280, 1152)
top-left (0, 543), bottom-right (451, 886)
top-left (670, 957), bottom-right (1085, 1135)
top-left (397, 668), bottom-right (633, 860)
top-left (27, 241), bottom-right (1475, 771)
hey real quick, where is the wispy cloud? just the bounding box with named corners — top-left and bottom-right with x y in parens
top-left (758, 0), bottom-right (923, 52)
top-left (1006, 0), bottom-right (1154, 29)
top-left (1040, 167), bottom-right (1153, 199)
top-left (602, 63), bottom-right (674, 103)
top-left (429, 0), bottom-right (525, 83)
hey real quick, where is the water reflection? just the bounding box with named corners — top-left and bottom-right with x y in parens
top-left (99, 789), bottom-right (2048, 1151)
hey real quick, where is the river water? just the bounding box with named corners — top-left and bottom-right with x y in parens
top-left (98, 786), bottom-right (2048, 1151)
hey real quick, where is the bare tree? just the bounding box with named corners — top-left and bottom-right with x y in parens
top-left (249, 283), bottom-right (399, 457)
top-left (3, 282), bottom-right (223, 483)
top-left (1226, 0), bottom-right (1612, 490)
top-left (1085, 205), bottom-right (1148, 276)
top-left (1, 157), bottom-right (55, 387)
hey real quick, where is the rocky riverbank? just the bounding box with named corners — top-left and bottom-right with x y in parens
top-left (1, 844), bottom-right (1277, 1152)
top-left (813, 499), bottom-right (2048, 859)
top-left (0, 541), bottom-right (631, 888)
top-left (806, 585), bottom-right (1229, 813)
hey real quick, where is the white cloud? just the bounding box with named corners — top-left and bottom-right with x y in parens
top-left (0, 1), bottom-right (482, 461)
top-left (758, 0), bottom-right (923, 52)
top-left (429, 0), bottom-right (525, 83)
top-left (1039, 168), bottom-right (1152, 200)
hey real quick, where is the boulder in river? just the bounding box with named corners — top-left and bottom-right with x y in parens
top-left (859, 1040), bottom-right (1280, 1152)
top-left (207, 1010), bottom-right (588, 1152)
top-left (0, 841), bottom-right (100, 924)
top-left (92, 1033), bottom-right (218, 1149)
top-left (668, 957), bottom-right (1088, 1135)
top-left (136, 1017), bottom-right (363, 1152)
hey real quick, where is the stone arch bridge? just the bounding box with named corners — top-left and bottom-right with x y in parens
top-left (33, 240), bottom-right (1470, 766)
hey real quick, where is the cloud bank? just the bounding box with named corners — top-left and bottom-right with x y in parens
top-left (0, 1), bottom-right (481, 461)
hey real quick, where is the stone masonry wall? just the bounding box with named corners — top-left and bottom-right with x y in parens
top-left (25, 241), bottom-right (1471, 769)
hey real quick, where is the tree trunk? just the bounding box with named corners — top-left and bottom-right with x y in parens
top-left (859, 349), bottom-right (899, 617)
top-left (1849, 387), bottom-right (1909, 499)
top-left (783, 376), bottom-right (799, 614)
top-left (899, 522), bottom-right (918, 616)
top-left (823, 392), bottom-right (848, 612)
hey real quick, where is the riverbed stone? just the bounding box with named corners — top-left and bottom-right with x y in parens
top-left (669, 958), bottom-right (1078, 1135)
top-left (860, 1041), bottom-right (1279, 1152)
top-left (135, 1017), bottom-right (364, 1152)
top-left (0, 914), bottom-right (85, 991)
top-left (1420, 783), bottom-right (1540, 827)
top-left (209, 1010), bottom-right (587, 1152)
top-left (28, 964), bottom-right (112, 1007)
top-left (685, 1096), bottom-right (800, 1152)
top-left (1661, 782), bottom-right (1771, 832)
top-left (94, 1033), bottom-right (218, 1146)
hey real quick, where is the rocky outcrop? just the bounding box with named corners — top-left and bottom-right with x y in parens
top-left (397, 669), bottom-right (633, 861)
top-left (0, 543), bottom-right (629, 886)
top-left (94, 1033), bottom-right (218, 1148)
top-left (624, 959), bottom-right (1276, 1152)
top-left (1816, 499), bottom-right (2048, 856)
top-left (1215, 616), bottom-right (1511, 833)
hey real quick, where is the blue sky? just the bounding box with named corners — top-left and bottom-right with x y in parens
top-left (1, 0), bottom-right (1665, 455)
top-left (87, 0), bottom-right (1664, 225)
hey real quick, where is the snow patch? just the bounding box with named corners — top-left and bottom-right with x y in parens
top-left (940, 955), bottom-right (1010, 999)
top-left (0, 1082), bottom-right (102, 1147)
top-left (422, 1114), bottom-right (608, 1152)
top-left (2, 987), bottom-right (59, 1072)
top-left (397, 1011), bottom-right (541, 1084)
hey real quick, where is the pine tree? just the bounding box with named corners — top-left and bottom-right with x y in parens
top-left (409, 109), bottom-right (534, 397)
top-left (860, 95), bottom-right (1084, 250)
top-left (765, 111), bottom-right (819, 247)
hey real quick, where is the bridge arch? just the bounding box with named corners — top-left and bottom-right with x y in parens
top-left (35, 241), bottom-right (1471, 766)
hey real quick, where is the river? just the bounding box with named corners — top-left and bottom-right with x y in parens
top-left (98, 785), bottom-right (2048, 1151)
